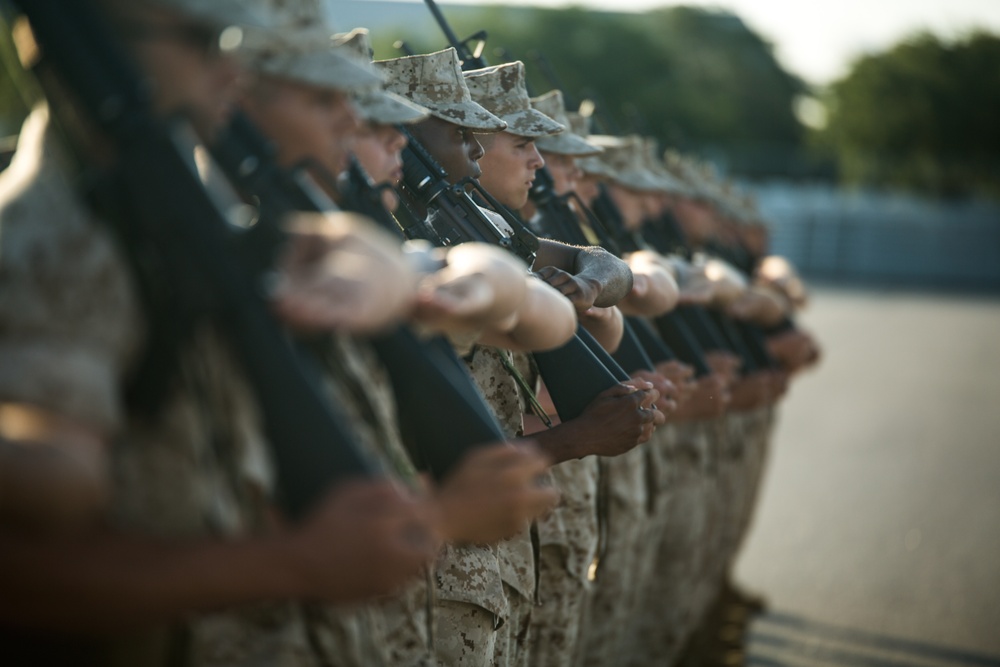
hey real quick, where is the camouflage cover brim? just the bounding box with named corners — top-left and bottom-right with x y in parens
top-left (536, 130), bottom-right (602, 156)
top-left (499, 107), bottom-right (564, 138)
top-left (426, 101), bottom-right (507, 133)
top-left (649, 168), bottom-right (694, 197)
top-left (615, 167), bottom-right (666, 192)
top-left (585, 136), bottom-right (667, 192)
top-left (149, 0), bottom-right (266, 28)
top-left (578, 155), bottom-right (615, 179)
top-left (354, 88), bottom-right (429, 125)
top-left (242, 28), bottom-right (383, 92)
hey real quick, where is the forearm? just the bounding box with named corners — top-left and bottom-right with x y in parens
top-left (442, 244), bottom-right (528, 325)
top-left (479, 277), bottom-right (577, 352)
top-left (579, 306), bottom-right (624, 353)
top-left (0, 531), bottom-right (300, 634)
top-left (619, 254), bottom-right (680, 317)
top-left (0, 405), bottom-right (110, 534)
top-left (530, 419), bottom-right (592, 465)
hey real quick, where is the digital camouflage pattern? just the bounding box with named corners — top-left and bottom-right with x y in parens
top-left (463, 62), bottom-right (564, 138)
top-left (336, 28), bottom-right (430, 126)
top-left (530, 456), bottom-right (599, 667)
top-left (434, 543), bottom-right (506, 666)
top-left (462, 347), bottom-right (537, 665)
top-left (315, 333), bottom-right (432, 667)
top-left (627, 420), bottom-right (712, 665)
top-left (0, 108), bottom-right (346, 667)
top-left (373, 49), bottom-right (507, 132)
top-left (579, 444), bottom-right (648, 667)
top-left (641, 137), bottom-right (691, 197)
top-left (531, 90), bottom-right (602, 157)
top-left (587, 135), bottom-right (673, 193)
top-left (242, 0), bottom-right (382, 93)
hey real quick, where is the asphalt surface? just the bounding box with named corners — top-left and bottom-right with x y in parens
top-left (733, 287), bottom-right (1000, 666)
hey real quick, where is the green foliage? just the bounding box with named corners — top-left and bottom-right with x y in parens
top-left (820, 31), bottom-right (1000, 197)
top-left (371, 4), bottom-right (808, 177)
top-left (0, 11), bottom-right (31, 140)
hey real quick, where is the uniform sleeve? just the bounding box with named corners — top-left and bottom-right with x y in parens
top-left (0, 110), bottom-right (141, 431)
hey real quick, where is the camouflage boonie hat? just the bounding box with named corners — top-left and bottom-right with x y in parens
top-left (641, 137), bottom-right (692, 196)
top-left (337, 29), bottom-right (429, 125)
top-left (664, 151), bottom-right (723, 202)
top-left (531, 90), bottom-right (601, 156)
top-left (566, 111), bottom-right (591, 138)
top-left (586, 135), bottom-right (666, 192)
top-left (147, 0), bottom-right (266, 29)
top-left (714, 180), bottom-right (750, 223)
top-left (373, 48), bottom-right (507, 132)
top-left (463, 62), bottom-right (563, 137)
top-left (240, 0), bottom-right (382, 92)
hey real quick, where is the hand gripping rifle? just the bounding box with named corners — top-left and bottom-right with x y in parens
top-left (209, 112), bottom-right (508, 482)
top-left (15, 0), bottom-right (383, 519)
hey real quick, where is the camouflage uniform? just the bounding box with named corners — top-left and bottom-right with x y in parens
top-left (373, 47), bottom-right (512, 667)
top-left (0, 105), bottom-right (341, 667)
top-left (464, 346), bottom-right (537, 667)
top-left (624, 423), bottom-right (680, 665)
top-left (235, 4), bottom-right (441, 663)
top-left (314, 334), bottom-right (433, 667)
top-left (728, 405), bottom-right (775, 571)
top-left (513, 89), bottom-right (606, 667)
top-left (627, 419), bottom-right (714, 666)
top-left (578, 443), bottom-right (648, 667)
top-left (531, 456), bottom-right (599, 667)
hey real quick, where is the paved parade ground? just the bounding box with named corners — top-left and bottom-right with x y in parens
top-left (734, 287), bottom-right (1000, 666)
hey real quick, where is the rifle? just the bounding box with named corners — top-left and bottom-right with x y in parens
top-left (423, 0), bottom-right (489, 69)
top-left (15, 0), bottom-right (384, 519)
top-left (340, 155), bottom-right (407, 237)
top-left (398, 125), bottom-right (540, 263)
top-left (209, 112), bottom-right (509, 482)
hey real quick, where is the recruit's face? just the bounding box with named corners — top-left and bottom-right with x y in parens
top-left (353, 122), bottom-right (407, 210)
top-left (353, 123), bottom-right (406, 185)
top-left (673, 196), bottom-right (715, 244)
top-left (477, 132), bottom-right (544, 209)
top-left (116, 3), bottom-right (243, 139)
top-left (408, 116), bottom-right (484, 184)
top-left (641, 192), bottom-right (666, 220)
top-left (241, 75), bottom-right (361, 182)
top-left (576, 173), bottom-right (601, 206)
top-left (541, 152), bottom-right (582, 197)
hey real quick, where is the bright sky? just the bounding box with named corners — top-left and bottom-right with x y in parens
top-left (431, 0), bottom-right (1000, 85)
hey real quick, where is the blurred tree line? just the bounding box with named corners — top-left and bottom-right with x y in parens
top-left (371, 5), bottom-right (816, 179)
top-left (818, 31), bottom-right (1000, 199)
top-left (373, 5), bottom-right (1000, 198)
top-left (0, 4), bottom-right (996, 199)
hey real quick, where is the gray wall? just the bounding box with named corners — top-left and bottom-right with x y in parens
top-left (752, 183), bottom-right (1000, 291)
